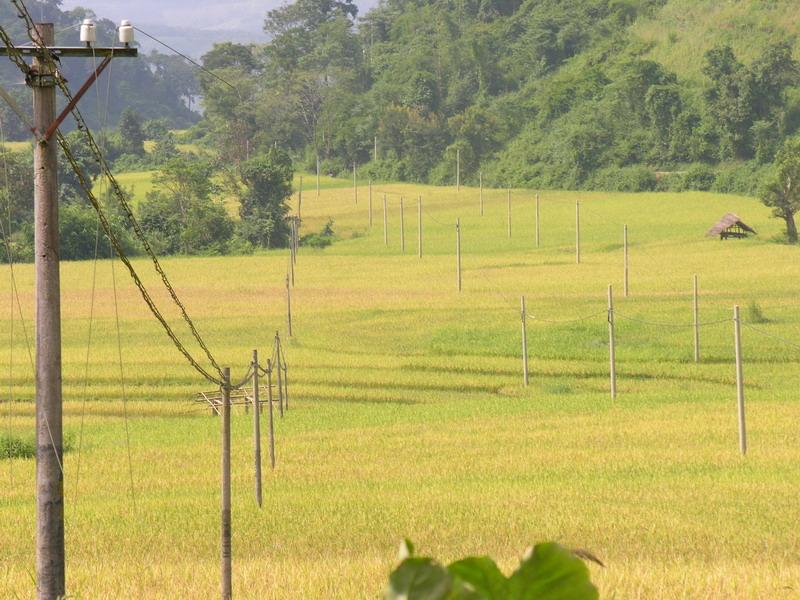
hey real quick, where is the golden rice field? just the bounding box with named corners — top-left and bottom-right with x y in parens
top-left (1, 177), bottom-right (799, 598)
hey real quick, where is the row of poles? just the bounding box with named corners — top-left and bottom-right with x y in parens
top-left (349, 183), bottom-right (631, 298)
top-left (217, 332), bottom-right (290, 599)
top-left (519, 282), bottom-right (748, 455)
top-left (454, 201), bottom-right (631, 295)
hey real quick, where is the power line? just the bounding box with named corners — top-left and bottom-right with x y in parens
top-left (743, 323), bottom-right (800, 352)
top-left (132, 26), bottom-right (240, 95)
top-left (5, 6), bottom-right (225, 385)
top-left (72, 223), bottom-right (101, 514)
top-left (615, 312), bottom-right (729, 329)
top-left (526, 310), bottom-right (606, 325)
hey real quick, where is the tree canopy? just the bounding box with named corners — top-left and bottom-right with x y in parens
top-left (193, 0), bottom-right (800, 196)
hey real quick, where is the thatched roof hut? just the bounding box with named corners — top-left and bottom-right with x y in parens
top-left (707, 213), bottom-right (757, 239)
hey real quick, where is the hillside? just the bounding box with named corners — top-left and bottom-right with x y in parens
top-left (197, 0), bottom-right (800, 197)
top-left (634, 0), bottom-right (800, 81)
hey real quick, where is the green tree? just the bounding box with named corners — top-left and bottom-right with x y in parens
top-left (238, 148), bottom-right (294, 248)
top-left (143, 118), bottom-right (170, 140)
top-left (760, 136), bottom-right (800, 243)
top-left (139, 156), bottom-right (233, 254)
top-left (118, 108), bottom-right (146, 157)
top-left (704, 43), bottom-right (798, 160)
top-left (151, 132), bottom-right (180, 165)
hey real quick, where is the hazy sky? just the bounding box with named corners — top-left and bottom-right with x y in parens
top-left (61, 0), bottom-right (377, 34)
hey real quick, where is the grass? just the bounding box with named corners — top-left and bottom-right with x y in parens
top-left (1, 140), bottom-right (31, 153)
top-left (143, 140), bottom-right (203, 155)
top-left (94, 169), bottom-right (158, 206)
top-left (1, 181), bottom-right (799, 598)
top-left (633, 0), bottom-right (800, 82)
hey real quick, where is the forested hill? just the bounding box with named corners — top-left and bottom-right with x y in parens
top-left (0, 0), bottom-right (200, 139)
top-left (199, 0), bottom-right (800, 195)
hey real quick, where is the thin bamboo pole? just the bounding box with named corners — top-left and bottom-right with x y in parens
top-left (734, 305), bottom-right (746, 455)
top-left (521, 296), bottom-right (529, 386)
top-left (479, 171), bottom-right (483, 216)
top-left (693, 275), bottom-right (700, 363)
top-left (399, 197), bottom-right (405, 252)
top-left (252, 350), bottom-right (262, 507)
top-left (507, 189), bottom-right (512, 239)
top-left (220, 368), bottom-right (232, 600)
top-left (456, 218), bottom-right (462, 292)
top-left (383, 194), bottom-right (388, 246)
top-left (418, 195), bottom-right (422, 258)
top-left (576, 200), bottom-right (581, 264)
top-left (608, 285), bottom-right (616, 399)
top-left (266, 360), bottom-right (275, 469)
top-left (623, 224), bottom-right (629, 297)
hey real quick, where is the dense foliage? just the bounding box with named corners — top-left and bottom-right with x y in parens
top-left (196, 0), bottom-right (800, 200)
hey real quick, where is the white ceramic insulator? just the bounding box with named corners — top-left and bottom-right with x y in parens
top-left (80, 19), bottom-right (96, 44)
top-left (119, 20), bottom-right (134, 44)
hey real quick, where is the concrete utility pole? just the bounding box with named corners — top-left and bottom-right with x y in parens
top-left (32, 24), bottom-right (63, 600)
top-left (1, 22), bottom-right (137, 600)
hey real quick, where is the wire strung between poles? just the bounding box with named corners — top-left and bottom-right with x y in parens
top-left (8, 5), bottom-right (224, 383)
top-left (229, 365), bottom-right (256, 390)
top-left (615, 312), bottom-right (730, 329)
top-left (55, 128), bottom-right (223, 385)
top-left (72, 222), bottom-right (101, 514)
top-left (1, 12), bottom-right (223, 385)
top-left (525, 310), bottom-right (607, 325)
top-left (742, 323), bottom-right (800, 351)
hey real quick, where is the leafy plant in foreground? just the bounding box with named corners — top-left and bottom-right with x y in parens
top-left (385, 540), bottom-right (600, 600)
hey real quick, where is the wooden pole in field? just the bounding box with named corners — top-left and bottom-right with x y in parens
top-left (693, 275), bottom-right (700, 363)
top-left (400, 197), bottom-right (406, 253)
top-left (374, 135), bottom-right (378, 162)
top-left (456, 218), bottom-right (462, 292)
top-left (266, 359), bottom-right (275, 469)
top-left (290, 219), bottom-right (295, 262)
top-left (368, 179), bottom-right (373, 227)
top-left (276, 333), bottom-right (285, 418)
top-left (535, 193), bottom-right (540, 249)
top-left (417, 195), bottom-right (423, 258)
top-left (608, 285), bottom-right (616, 399)
top-left (353, 162), bottom-right (357, 204)
top-left (316, 154), bottom-right (320, 199)
top-left (576, 200), bottom-right (581, 264)
top-left (479, 171), bottom-right (483, 216)
top-left (623, 224), bottom-right (629, 297)
top-left (383, 194), bottom-right (388, 246)
top-left (220, 367), bottom-right (232, 600)
top-left (298, 176), bottom-right (303, 221)
top-left (281, 345), bottom-right (289, 412)
top-left (733, 305), bottom-right (746, 455)
top-left (507, 189), bottom-right (512, 239)
top-left (456, 147), bottom-right (460, 192)
top-left (521, 296), bottom-right (529, 386)
top-left (252, 350), bottom-right (262, 507)
top-left (289, 251), bottom-right (294, 287)
top-left (286, 275), bottom-right (292, 337)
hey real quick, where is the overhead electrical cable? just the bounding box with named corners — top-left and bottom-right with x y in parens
top-left (4, 4), bottom-right (225, 385)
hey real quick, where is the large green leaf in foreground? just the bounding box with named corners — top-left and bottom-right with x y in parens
top-left (386, 542), bottom-right (599, 599)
